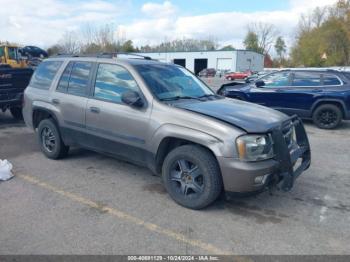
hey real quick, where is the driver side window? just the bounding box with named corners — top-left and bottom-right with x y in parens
top-left (261, 72), bottom-right (290, 88)
top-left (94, 63), bottom-right (140, 103)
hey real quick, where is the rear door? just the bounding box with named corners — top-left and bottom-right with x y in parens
top-left (286, 71), bottom-right (323, 117)
top-left (85, 63), bottom-right (152, 164)
top-left (51, 61), bottom-right (94, 143)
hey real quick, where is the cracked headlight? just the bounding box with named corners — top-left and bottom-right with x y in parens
top-left (236, 134), bottom-right (274, 161)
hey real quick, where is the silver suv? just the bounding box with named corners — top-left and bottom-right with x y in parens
top-left (23, 54), bottom-right (311, 209)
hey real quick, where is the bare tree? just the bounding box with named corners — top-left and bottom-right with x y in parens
top-left (139, 38), bottom-right (218, 52)
top-left (312, 7), bottom-right (328, 28)
top-left (247, 22), bottom-right (277, 54)
top-left (298, 7), bottom-right (328, 34)
top-left (79, 24), bottom-right (122, 53)
top-left (59, 31), bottom-right (80, 54)
top-left (80, 23), bottom-right (96, 46)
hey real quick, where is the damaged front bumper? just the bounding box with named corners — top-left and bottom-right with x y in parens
top-left (268, 115), bottom-right (311, 192)
top-left (219, 115), bottom-right (311, 194)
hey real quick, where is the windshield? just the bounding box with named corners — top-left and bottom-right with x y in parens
top-left (135, 63), bottom-right (214, 100)
top-left (8, 47), bottom-right (18, 60)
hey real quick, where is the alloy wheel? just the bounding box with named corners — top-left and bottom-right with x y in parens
top-left (317, 109), bottom-right (338, 127)
top-left (41, 127), bottom-right (56, 153)
top-left (170, 159), bottom-right (204, 196)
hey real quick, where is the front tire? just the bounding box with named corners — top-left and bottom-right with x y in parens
top-left (162, 145), bottom-right (222, 210)
top-left (10, 107), bottom-right (23, 120)
top-left (312, 104), bottom-right (342, 129)
top-left (38, 119), bottom-right (69, 159)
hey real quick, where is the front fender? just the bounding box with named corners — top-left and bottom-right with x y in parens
top-left (149, 124), bottom-right (226, 157)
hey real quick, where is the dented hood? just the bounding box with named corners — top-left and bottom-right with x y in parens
top-left (175, 98), bottom-right (289, 133)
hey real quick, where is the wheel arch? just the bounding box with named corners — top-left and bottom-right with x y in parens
top-left (32, 106), bottom-right (60, 129)
top-left (311, 99), bottom-right (346, 119)
top-left (151, 125), bottom-right (224, 174)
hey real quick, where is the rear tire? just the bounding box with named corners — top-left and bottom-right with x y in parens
top-left (162, 145), bottom-right (222, 210)
top-left (312, 104), bottom-right (342, 129)
top-left (38, 119), bottom-right (69, 159)
top-left (10, 107), bottom-right (23, 120)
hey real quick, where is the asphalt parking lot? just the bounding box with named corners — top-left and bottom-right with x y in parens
top-left (1, 91), bottom-right (350, 254)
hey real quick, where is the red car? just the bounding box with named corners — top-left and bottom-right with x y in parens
top-left (225, 70), bottom-right (252, 80)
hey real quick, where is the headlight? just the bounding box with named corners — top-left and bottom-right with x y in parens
top-left (236, 134), bottom-right (274, 161)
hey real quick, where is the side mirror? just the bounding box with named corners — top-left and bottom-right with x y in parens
top-left (121, 90), bottom-right (144, 108)
top-left (255, 80), bottom-right (265, 88)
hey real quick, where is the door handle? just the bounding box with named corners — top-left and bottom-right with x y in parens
top-left (52, 98), bottom-right (60, 105)
top-left (90, 107), bottom-right (100, 113)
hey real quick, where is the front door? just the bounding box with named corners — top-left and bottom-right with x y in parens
top-left (246, 71), bottom-right (292, 109)
top-left (85, 63), bottom-right (152, 165)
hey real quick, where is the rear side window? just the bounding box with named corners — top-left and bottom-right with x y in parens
top-left (94, 63), bottom-right (139, 103)
top-left (292, 72), bottom-right (321, 87)
top-left (30, 61), bottom-right (62, 90)
top-left (64, 62), bottom-right (92, 96)
top-left (57, 62), bottom-right (73, 92)
top-left (323, 74), bottom-right (341, 86)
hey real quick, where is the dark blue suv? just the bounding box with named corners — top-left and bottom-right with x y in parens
top-left (217, 70), bottom-right (350, 129)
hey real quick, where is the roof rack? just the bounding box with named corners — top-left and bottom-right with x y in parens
top-left (100, 52), bottom-right (153, 60)
top-left (54, 52), bottom-right (153, 60)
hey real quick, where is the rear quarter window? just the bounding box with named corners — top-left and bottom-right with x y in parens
top-left (30, 61), bottom-right (63, 90)
top-left (323, 74), bottom-right (342, 86)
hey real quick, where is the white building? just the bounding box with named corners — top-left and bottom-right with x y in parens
top-left (137, 50), bottom-right (264, 75)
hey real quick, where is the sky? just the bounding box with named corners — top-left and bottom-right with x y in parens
top-left (0, 0), bottom-right (339, 50)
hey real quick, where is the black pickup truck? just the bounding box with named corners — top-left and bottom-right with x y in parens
top-left (0, 67), bottom-right (33, 119)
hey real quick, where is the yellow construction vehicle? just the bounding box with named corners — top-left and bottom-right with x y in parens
top-left (0, 44), bottom-right (28, 68)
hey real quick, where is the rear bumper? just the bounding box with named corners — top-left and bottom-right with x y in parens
top-left (219, 115), bottom-right (311, 193)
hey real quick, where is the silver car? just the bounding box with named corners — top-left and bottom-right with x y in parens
top-left (23, 54), bottom-right (311, 209)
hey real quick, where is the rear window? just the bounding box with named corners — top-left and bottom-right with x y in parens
top-left (30, 61), bottom-right (62, 90)
top-left (323, 74), bottom-right (341, 86)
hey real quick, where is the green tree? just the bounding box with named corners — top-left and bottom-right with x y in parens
top-left (291, 0), bottom-right (350, 67)
top-left (274, 36), bottom-right (287, 63)
top-left (219, 45), bottom-right (235, 51)
top-left (243, 31), bottom-right (261, 53)
top-left (121, 40), bottom-right (136, 52)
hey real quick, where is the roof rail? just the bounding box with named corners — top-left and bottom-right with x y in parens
top-left (53, 52), bottom-right (153, 60)
top-left (99, 52), bottom-right (153, 60)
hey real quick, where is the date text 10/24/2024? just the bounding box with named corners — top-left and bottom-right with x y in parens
top-left (127, 256), bottom-right (220, 261)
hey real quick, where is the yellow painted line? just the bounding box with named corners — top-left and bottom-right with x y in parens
top-left (18, 174), bottom-right (231, 255)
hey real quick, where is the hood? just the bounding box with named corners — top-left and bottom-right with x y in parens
top-left (175, 98), bottom-right (288, 133)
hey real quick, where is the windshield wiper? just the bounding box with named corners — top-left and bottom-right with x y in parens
top-left (197, 94), bottom-right (219, 99)
top-left (159, 96), bottom-right (199, 101)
